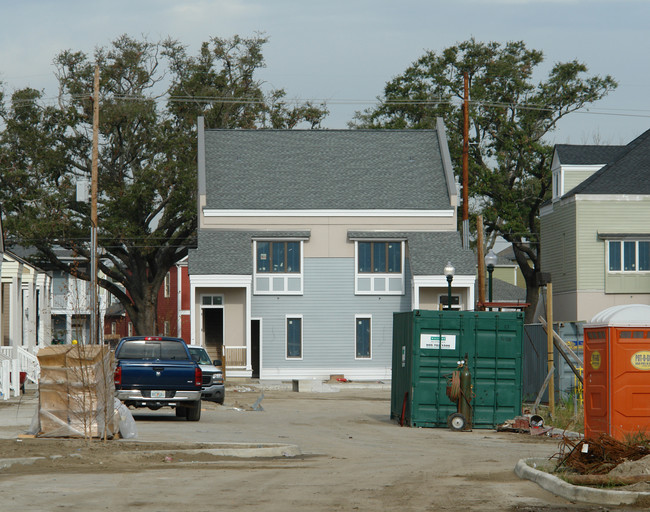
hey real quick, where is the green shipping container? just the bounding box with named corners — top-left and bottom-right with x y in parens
top-left (391, 310), bottom-right (524, 429)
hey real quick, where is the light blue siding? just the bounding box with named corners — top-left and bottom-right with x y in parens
top-left (253, 258), bottom-right (412, 375)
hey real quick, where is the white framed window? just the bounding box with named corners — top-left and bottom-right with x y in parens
top-left (608, 240), bottom-right (650, 272)
top-left (286, 315), bottom-right (303, 360)
top-left (163, 321), bottom-right (170, 336)
top-left (354, 240), bottom-right (405, 295)
top-left (254, 240), bottom-right (304, 295)
top-left (127, 322), bottom-right (134, 337)
top-left (164, 272), bottom-right (171, 298)
top-left (355, 315), bottom-right (372, 359)
top-left (111, 322), bottom-right (117, 335)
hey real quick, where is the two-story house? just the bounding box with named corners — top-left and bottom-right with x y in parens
top-left (188, 119), bottom-right (476, 380)
top-left (540, 130), bottom-right (650, 322)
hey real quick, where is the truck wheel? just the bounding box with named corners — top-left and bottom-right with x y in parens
top-left (186, 400), bottom-right (201, 421)
top-left (175, 406), bottom-right (186, 418)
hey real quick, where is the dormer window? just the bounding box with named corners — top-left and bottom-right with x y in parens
top-left (254, 240), bottom-right (304, 294)
top-left (354, 240), bottom-right (405, 295)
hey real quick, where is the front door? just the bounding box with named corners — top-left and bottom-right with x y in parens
top-left (202, 307), bottom-right (224, 360)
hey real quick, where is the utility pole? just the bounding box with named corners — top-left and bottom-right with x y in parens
top-left (90, 64), bottom-right (99, 345)
top-left (462, 72), bottom-right (469, 249)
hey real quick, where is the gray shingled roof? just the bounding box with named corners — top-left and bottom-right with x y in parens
top-left (189, 230), bottom-right (310, 275)
top-left (555, 144), bottom-right (625, 165)
top-left (562, 129), bottom-right (650, 197)
top-left (190, 229), bottom-right (473, 276)
top-left (204, 129), bottom-right (451, 210)
top-left (477, 278), bottom-right (527, 302)
top-left (348, 231), bottom-right (475, 275)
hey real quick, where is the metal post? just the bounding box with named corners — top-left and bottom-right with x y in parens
top-left (487, 265), bottom-right (494, 311)
top-left (446, 275), bottom-right (453, 310)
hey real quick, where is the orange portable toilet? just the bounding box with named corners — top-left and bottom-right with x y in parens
top-left (584, 304), bottom-right (650, 440)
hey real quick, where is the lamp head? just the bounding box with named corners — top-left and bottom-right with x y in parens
top-left (443, 261), bottom-right (455, 279)
top-left (485, 250), bottom-right (497, 270)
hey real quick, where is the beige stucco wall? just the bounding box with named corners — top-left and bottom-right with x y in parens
top-left (193, 287), bottom-right (247, 348)
top-left (419, 287), bottom-right (468, 310)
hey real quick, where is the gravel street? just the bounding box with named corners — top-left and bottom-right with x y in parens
top-left (0, 384), bottom-right (599, 511)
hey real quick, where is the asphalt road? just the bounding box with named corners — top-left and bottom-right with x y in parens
top-left (0, 384), bottom-right (605, 512)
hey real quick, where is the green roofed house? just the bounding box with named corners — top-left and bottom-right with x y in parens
top-left (188, 118), bottom-right (476, 380)
top-left (540, 130), bottom-right (650, 323)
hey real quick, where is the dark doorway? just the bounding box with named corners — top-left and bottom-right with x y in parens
top-left (203, 308), bottom-right (224, 358)
top-left (251, 319), bottom-right (260, 378)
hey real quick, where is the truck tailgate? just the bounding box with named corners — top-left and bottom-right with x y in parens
top-left (119, 360), bottom-right (198, 390)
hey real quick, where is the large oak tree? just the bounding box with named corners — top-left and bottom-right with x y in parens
top-left (0, 34), bottom-right (328, 335)
top-left (352, 39), bottom-right (617, 322)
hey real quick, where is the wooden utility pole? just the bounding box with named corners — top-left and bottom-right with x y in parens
top-left (546, 282), bottom-right (555, 416)
top-left (462, 72), bottom-right (469, 249)
top-left (90, 64), bottom-right (99, 345)
top-left (477, 215), bottom-right (485, 308)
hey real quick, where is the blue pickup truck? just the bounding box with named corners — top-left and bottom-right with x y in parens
top-left (114, 336), bottom-right (203, 421)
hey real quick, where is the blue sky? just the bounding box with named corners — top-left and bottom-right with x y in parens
top-left (1, 0), bottom-right (649, 144)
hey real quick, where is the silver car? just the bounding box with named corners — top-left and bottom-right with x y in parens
top-left (188, 345), bottom-right (225, 404)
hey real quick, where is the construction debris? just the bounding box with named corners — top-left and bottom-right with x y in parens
top-left (555, 433), bottom-right (650, 475)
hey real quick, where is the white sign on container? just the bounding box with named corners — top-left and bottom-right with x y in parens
top-left (420, 334), bottom-right (456, 350)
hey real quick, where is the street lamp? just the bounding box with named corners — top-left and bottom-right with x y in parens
top-left (443, 261), bottom-right (455, 311)
top-left (485, 250), bottom-right (497, 310)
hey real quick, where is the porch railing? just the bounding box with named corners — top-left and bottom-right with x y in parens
top-left (224, 346), bottom-right (247, 369)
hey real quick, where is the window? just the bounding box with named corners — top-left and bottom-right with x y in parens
top-left (355, 240), bottom-right (405, 295)
top-left (355, 316), bottom-right (371, 359)
top-left (254, 240), bottom-right (304, 295)
top-left (286, 316), bottom-right (302, 359)
top-left (111, 322), bottom-right (116, 335)
top-left (357, 242), bottom-right (401, 273)
top-left (127, 322), bottom-right (134, 337)
top-left (164, 272), bottom-right (171, 298)
top-left (608, 240), bottom-right (650, 272)
top-left (257, 241), bottom-right (300, 273)
top-left (163, 321), bottom-right (170, 336)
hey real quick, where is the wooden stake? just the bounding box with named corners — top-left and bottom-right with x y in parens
top-left (546, 282), bottom-right (555, 416)
top-left (477, 215), bottom-right (485, 308)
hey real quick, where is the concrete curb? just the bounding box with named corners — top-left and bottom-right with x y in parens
top-left (0, 443), bottom-right (302, 471)
top-left (515, 457), bottom-right (650, 506)
top-left (132, 442), bottom-right (302, 458)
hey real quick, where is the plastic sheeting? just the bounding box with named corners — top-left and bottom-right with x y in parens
top-left (36, 345), bottom-right (118, 439)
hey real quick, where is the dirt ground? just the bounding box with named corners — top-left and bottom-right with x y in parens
top-left (0, 386), bottom-right (639, 511)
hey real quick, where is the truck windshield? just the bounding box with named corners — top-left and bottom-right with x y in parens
top-left (117, 340), bottom-right (190, 360)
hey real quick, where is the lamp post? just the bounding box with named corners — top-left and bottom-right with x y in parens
top-left (485, 250), bottom-right (497, 311)
top-left (443, 261), bottom-right (455, 310)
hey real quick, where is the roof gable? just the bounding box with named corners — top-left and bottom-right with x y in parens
top-left (203, 129), bottom-right (454, 210)
top-left (563, 128), bottom-right (650, 197)
top-left (554, 144), bottom-right (625, 166)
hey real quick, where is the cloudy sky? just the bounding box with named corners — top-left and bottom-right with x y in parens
top-left (1, 0), bottom-right (649, 144)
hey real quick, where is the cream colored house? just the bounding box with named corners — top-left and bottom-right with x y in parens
top-left (540, 133), bottom-right (650, 322)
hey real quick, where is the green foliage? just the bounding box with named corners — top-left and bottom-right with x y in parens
top-left (0, 34), bottom-right (328, 334)
top-left (352, 39), bottom-right (617, 321)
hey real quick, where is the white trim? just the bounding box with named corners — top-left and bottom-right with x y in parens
top-left (412, 275), bottom-right (476, 310)
top-left (260, 366), bottom-right (391, 381)
top-left (190, 274), bottom-right (252, 287)
top-left (204, 208), bottom-right (454, 217)
top-left (576, 194), bottom-right (650, 202)
top-left (354, 314), bottom-right (372, 360)
top-left (285, 315), bottom-right (303, 360)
